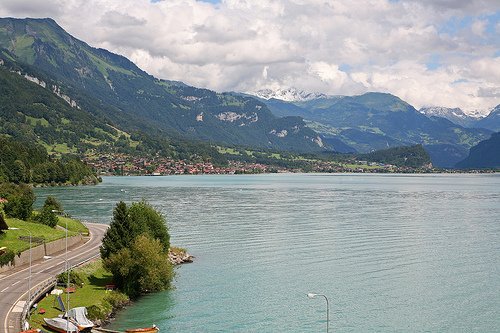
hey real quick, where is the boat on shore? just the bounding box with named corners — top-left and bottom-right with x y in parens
top-left (65, 307), bottom-right (94, 330)
top-left (43, 318), bottom-right (78, 333)
top-left (125, 325), bottom-right (159, 333)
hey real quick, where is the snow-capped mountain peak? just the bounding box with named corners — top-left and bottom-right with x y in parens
top-left (418, 105), bottom-right (492, 127)
top-left (251, 87), bottom-right (328, 102)
top-left (419, 106), bottom-right (468, 119)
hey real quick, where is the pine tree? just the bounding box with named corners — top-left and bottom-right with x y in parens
top-left (100, 201), bottom-right (137, 259)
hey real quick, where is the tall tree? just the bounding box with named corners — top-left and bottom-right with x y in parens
top-left (128, 201), bottom-right (170, 252)
top-left (100, 202), bottom-right (137, 259)
top-left (101, 201), bottom-right (170, 259)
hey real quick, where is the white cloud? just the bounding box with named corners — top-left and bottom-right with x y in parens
top-left (0, 0), bottom-right (498, 112)
top-left (471, 19), bottom-right (487, 37)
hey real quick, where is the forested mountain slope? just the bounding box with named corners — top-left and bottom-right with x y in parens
top-left (0, 18), bottom-right (326, 153)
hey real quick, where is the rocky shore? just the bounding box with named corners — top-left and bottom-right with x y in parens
top-left (168, 247), bottom-right (194, 265)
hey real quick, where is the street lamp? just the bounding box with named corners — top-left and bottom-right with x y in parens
top-left (52, 210), bottom-right (70, 333)
top-left (9, 227), bottom-right (32, 320)
top-left (307, 293), bottom-right (330, 333)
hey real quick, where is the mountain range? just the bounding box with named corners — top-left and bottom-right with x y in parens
top-left (0, 17), bottom-right (497, 169)
top-left (252, 87), bottom-right (330, 102)
top-left (0, 17), bottom-right (324, 155)
top-left (418, 106), bottom-right (481, 128)
top-left (419, 106), bottom-right (500, 132)
top-left (252, 92), bottom-right (493, 167)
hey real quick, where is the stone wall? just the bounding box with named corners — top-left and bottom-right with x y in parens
top-left (0, 234), bottom-right (84, 273)
top-left (44, 234), bottom-right (83, 256)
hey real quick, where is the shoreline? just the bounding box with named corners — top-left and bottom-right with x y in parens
top-left (26, 248), bottom-right (193, 331)
top-left (97, 169), bottom-right (499, 177)
top-left (101, 249), bottom-right (193, 327)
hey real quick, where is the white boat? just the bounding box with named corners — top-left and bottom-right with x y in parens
top-left (43, 317), bottom-right (78, 333)
top-left (65, 307), bottom-right (94, 330)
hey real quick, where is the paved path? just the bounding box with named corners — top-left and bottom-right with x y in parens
top-left (0, 223), bottom-right (108, 333)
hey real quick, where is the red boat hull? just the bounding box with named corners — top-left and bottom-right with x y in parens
top-left (125, 327), bottom-right (159, 333)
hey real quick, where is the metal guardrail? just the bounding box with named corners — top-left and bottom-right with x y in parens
top-left (19, 253), bottom-right (101, 330)
top-left (20, 277), bottom-right (57, 330)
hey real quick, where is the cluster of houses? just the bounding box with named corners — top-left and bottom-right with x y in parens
top-left (84, 153), bottom-right (436, 177)
top-left (84, 154), bottom-right (277, 176)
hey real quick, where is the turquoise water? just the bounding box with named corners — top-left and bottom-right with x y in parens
top-left (35, 174), bottom-right (500, 332)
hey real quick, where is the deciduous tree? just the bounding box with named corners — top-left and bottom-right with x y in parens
top-left (104, 235), bottom-right (174, 298)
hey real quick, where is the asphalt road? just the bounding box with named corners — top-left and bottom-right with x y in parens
top-left (0, 223), bottom-right (108, 333)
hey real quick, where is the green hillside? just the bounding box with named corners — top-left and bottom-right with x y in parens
top-left (0, 65), bottom-right (120, 154)
top-left (0, 17), bottom-right (326, 153)
top-left (360, 145), bottom-right (431, 168)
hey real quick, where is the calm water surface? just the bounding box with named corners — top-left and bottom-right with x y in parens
top-left (35, 174), bottom-right (500, 332)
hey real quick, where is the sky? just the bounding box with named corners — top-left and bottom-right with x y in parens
top-left (0, 0), bottom-right (499, 113)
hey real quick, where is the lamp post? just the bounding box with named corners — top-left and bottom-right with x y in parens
top-left (9, 227), bottom-right (32, 321)
top-left (307, 293), bottom-right (330, 333)
top-left (52, 209), bottom-right (69, 333)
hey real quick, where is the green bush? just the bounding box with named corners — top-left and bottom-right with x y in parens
top-left (0, 249), bottom-right (15, 267)
top-left (56, 269), bottom-right (87, 287)
top-left (87, 301), bottom-right (113, 321)
top-left (103, 292), bottom-right (129, 309)
top-left (43, 196), bottom-right (63, 213)
top-left (0, 210), bottom-right (8, 233)
top-left (104, 235), bottom-right (174, 298)
top-left (33, 206), bottom-right (58, 227)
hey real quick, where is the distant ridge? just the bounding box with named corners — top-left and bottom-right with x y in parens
top-left (0, 17), bottom-right (326, 154)
top-left (456, 132), bottom-right (500, 169)
top-left (474, 105), bottom-right (500, 132)
top-left (247, 90), bottom-right (493, 167)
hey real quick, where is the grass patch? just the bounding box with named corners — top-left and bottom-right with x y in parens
top-left (0, 219), bottom-right (76, 254)
top-left (57, 216), bottom-right (89, 236)
top-left (217, 147), bottom-right (241, 155)
top-left (14, 35), bottom-right (36, 64)
top-left (42, 143), bottom-right (76, 155)
top-left (28, 260), bottom-right (129, 330)
top-left (26, 116), bottom-right (49, 127)
top-left (84, 50), bottom-right (134, 77)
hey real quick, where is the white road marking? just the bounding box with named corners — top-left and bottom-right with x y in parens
top-left (11, 280), bottom-right (21, 286)
top-left (1, 286), bottom-right (9, 292)
top-left (11, 301), bottom-right (25, 313)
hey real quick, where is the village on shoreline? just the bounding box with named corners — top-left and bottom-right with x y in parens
top-left (84, 153), bottom-right (496, 176)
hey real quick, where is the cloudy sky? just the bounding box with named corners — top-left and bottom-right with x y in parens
top-left (1, 0), bottom-right (499, 113)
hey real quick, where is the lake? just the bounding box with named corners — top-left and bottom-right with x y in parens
top-left (35, 173), bottom-right (500, 332)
